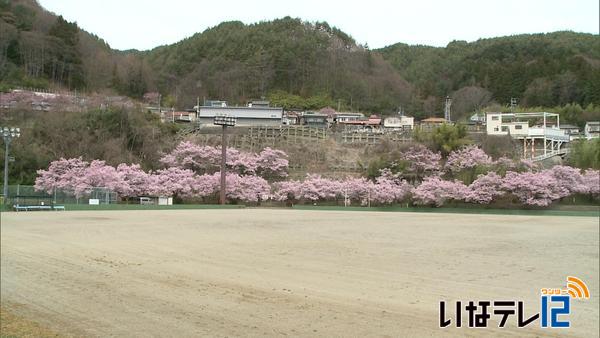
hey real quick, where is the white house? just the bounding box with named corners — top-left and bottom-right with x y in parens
top-left (584, 121), bottom-right (600, 139)
top-left (486, 112), bottom-right (530, 136)
top-left (485, 112), bottom-right (569, 160)
top-left (333, 112), bottom-right (364, 123)
top-left (383, 116), bottom-right (414, 130)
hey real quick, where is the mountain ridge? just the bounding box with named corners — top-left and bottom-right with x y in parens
top-left (1, 0), bottom-right (599, 119)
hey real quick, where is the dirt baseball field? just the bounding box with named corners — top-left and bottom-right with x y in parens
top-left (1, 209), bottom-right (598, 337)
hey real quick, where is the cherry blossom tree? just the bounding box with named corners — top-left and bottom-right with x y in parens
top-left (160, 141), bottom-right (288, 179)
top-left (466, 172), bottom-right (505, 204)
top-left (35, 157), bottom-right (89, 195)
top-left (272, 171), bottom-right (411, 206)
top-left (501, 171), bottom-right (561, 206)
top-left (296, 174), bottom-right (342, 201)
top-left (226, 150), bottom-right (259, 175)
top-left (272, 180), bottom-right (302, 202)
top-left (115, 163), bottom-right (151, 197)
top-left (149, 167), bottom-right (202, 197)
top-left (545, 165), bottom-right (586, 198)
top-left (256, 147), bottom-right (289, 179)
top-left (412, 176), bottom-right (469, 206)
top-left (581, 169), bottom-right (599, 197)
top-left (399, 145), bottom-right (442, 179)
top-left (490, 156), bottom-right (539, 174)
top-left (159, 141), bottom-right (221, 173)
top-left (370, 169), bottom-right (412, 205)
top-left (188, 172), bottom-right (270, 202)
top-left (73, 160), bottom-right (125, 198)
top-left (224, 173), bottom-right (271, 202)
top-left (445, 145), bottom-right (492, 173)
top-left (341, 177), bottom-right (371, 205)
top-left (35, 147), bottom-right (596, 208)
top-left (36, 158), bottom-right (127, 199)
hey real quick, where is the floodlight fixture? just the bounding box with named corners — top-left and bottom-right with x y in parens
top-left (1, 126), bottom-right (21, 203)
top-left (214, 115), bottom-right (237, 127)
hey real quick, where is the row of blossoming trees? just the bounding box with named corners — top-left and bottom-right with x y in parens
top-left (35, 141), bottom-right (599, 207)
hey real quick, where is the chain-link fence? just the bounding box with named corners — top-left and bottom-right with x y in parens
top-left (1, 185), bottom-right (118, 206)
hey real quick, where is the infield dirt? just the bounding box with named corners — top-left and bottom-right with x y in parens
top-left (1, 209), bottom-right (598, 337)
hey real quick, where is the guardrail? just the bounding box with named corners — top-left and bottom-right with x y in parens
top-left (532, 148), bottom-right (570, 162)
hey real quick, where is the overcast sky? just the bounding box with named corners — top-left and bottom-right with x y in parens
top-left (37, 0), bottom-right (599, 51)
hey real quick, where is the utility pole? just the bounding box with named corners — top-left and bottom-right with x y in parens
top-left (1, 127), bottom-right (20, 205)
top-left (444, 96), bottom-right (452, 122)
top-left (213, 116), bottom-right (236, 204)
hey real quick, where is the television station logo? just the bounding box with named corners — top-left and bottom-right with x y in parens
top-left (440, 276), bottom-right (590, 329)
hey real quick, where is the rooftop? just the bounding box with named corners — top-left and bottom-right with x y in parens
top-left (487, 111), bottom-right (560, 118)
top-left (421, 117), bottom-right (447, 123)
top-left (559, 124), bottom-right (580, 129)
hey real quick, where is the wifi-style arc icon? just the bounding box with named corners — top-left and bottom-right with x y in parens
top-left (566, 276), bottom-right (590, 299)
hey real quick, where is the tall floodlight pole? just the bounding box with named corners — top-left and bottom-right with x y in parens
top-left (444, 96), bottom-right (452, 122)
top-left (2, 127), bottom-right (20, 204)
top-left (213, 116), bottom-right (236, 204)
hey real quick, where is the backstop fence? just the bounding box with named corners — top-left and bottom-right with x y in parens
top-left (0, 185), bottom-right (118, 206)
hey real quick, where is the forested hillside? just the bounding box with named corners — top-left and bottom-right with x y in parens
top-left (143, 18), bottom-right (413, 112)
top-left (1, 0), bottom-right (599, 119)
top-left (0, 0), bottom-right (153, 96)
top-left (379, 32), bottom-right (600, 119)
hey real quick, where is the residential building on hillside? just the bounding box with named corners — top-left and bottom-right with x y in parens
top-left (420, 117), bottom-right (447, 125)
top-left (333, 112), bottom-right (365, 123)
top-left (383, 116), bottom-right (414, 130)
top-left (162, 111), bottom-right (197, 123)
top-left (283, 110), bottom-right (302, 125)
top-left (559, 124), bottom-right (581, 140)
top-left (299, 112), bottom-right (329, 127)
top-left (485, 112), bottom-right (569, 160)
top-left (339, 115), bottom-right (382, 128)
top-left (247, 100), bottom-right (270, 108)
top-left (197, 101), bottom-right (283, 126)
top-left (584, 121), bottom-right (600, 139)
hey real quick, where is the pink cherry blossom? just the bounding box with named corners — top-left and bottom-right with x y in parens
top-left (400, 144), bottom-right (442, 177)
top-left (159, 141), bottom-right (288, 179)
top-left (445, 145), bottom-right (492, 173)
top-left (544, 165), bottom-right (586, 198)
top-left (412, 176), bottom-right (469, 206)
top-left (466, 172), bottom-right (505, 204)
top-left (73, 160), bottom-right (125, 198)
top-left (35, 157), bottom-right (89, 195)
top-left (581, 169), bottom-right (599, 196)
top-left (115, 163), bottom-right (151, 197)
top-left (256, 147), bottom-right (289, 179)
top-left (501, 171), bottom-right (561, 206)
top-left (147, 167), bottom-right (197, 197)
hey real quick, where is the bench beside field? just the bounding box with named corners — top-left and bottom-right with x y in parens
top-left (13, 204), bottom-right (65, 211)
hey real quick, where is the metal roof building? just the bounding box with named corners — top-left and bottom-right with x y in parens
top-left (197, 105), bottom-right (283, 126)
